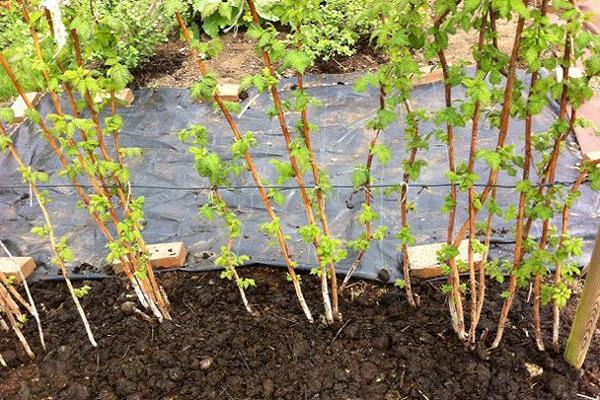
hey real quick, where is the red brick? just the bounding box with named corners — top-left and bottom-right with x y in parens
top-left (412, 67), bottom-right (445, 87)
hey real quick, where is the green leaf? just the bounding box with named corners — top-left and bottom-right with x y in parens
top-left (298, 224), bottom-right (320, 244)
top-left (351, 165), bottom-right (370, 189)
top-left (0, 135), bottom-right (13, 152)
top-left (0, 108), bottom-right (15, 124)
top-left (370, 144), bottom-right (392, 166)
top-left (464, 0), bottom-right (481, 11)
top-left (358, 204), bottom-right (378, 225)
top-left (191, 73), bottom-right (218, 102)
top-left (282, 50), bottom-right (312, 74)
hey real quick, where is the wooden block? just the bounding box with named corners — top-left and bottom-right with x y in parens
top-left (583, 151), bottom-right (600, 163)
top-left (113, 242), bottom-right (187, 273)
top-left (575, 94), bottom-right (600, 162)
top-left (555, 66), bottom-right (584, 83)
top-left (412, 67), bottom-right (445, 87)
top-left (407, 240), bottom-right (483, 279)
top-left (0, 257), bottom-right (36, 285)
top-left (93, 88), bottom-right (135, 107)
top-left (11, 92), bottom-right (41, 122)
top-left (217, 83), bottom-right (241, 102)
top-left (147, 242), bottom-right (187, 269)
top-left (578, 0), bottom-right (600, 35)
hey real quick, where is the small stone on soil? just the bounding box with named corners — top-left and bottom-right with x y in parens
top-left (120, 301), bottom-right (138, 314)
top-left (525, 362), bottom-right (543, 378)
top-left (200, 357), bottom-right (213, 370)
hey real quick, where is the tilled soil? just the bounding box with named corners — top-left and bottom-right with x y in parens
top-left (0, 268), bottom-right (599, 400)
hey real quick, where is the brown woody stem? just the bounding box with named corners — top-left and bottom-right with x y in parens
top-left (467, 11), bottom-right (489, 345)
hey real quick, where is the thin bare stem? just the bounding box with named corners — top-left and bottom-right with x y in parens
top-left (213, 190), bottom-right (255, 315)
top-left (0, 241), bottom-right (45, 351)
top-left (551, 162), bottom-right (597, 350)
top-left (0, 282), bottom-right (34, 359)
top-left (452, 6), bottom-right (530, 249)
top-left (474, 187), bottom-right (496, 326)
top-left (296, 73), bottom-right (340, 320)
top-left (399, 100), bottom-right (419, 308)
top-left (438, 46), bottom-right (465, 339)
top-left (339, 86), bottom-right (385, 293)
top-left (467, 11), bottom-right (489, 345)
top-left (433, 8), bottom-right (465, 340)
top-left (1, 123), bottom-right (97, 346)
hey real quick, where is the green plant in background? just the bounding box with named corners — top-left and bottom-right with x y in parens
top-left (290, 0), bottom-right (372, 61)
top-left (188, 0), bottom-right (278, 38)
top-left (72, 0), bottom-right (179, 69)
top-left (0, 1), bottom-right (46, 101)
top-left (0, 0), bottom-right (179, 102)
top-left (189, 0), bottom-right (373, 61)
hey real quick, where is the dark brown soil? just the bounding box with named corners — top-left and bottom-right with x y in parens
top-left (131, 33), bottom-right (264, 90)
top-left (0, 267), bottom-right (599, 400)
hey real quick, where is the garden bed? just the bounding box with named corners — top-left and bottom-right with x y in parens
top-left (2, 1), bottom-right (600, 398)
top-left (0, 268), bottom-right (598, 400)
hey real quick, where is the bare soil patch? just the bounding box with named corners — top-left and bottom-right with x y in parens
top-left (0, 267), bottom-right (598, 399)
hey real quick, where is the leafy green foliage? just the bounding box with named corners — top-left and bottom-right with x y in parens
top-left (351, 165), bottom-right (370, 189)
top-left (73, 285), bottom-right (92, 298)
top-left (189, 0), bottom-right (278, 38)
top-left (191, 73), bottom-right (219, 102)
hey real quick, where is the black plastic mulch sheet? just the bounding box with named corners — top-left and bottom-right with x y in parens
top-left (0, 72), bottom-right (598, 282)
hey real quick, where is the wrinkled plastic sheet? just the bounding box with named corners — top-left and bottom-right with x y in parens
top-left (0, 72), bottom-right (598, 283)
